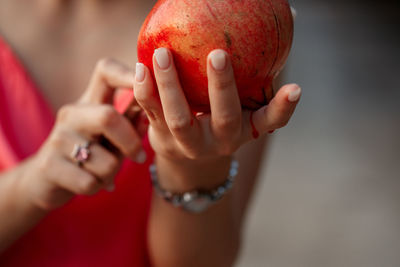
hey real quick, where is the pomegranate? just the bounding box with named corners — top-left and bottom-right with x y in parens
top-left (137, 0), bottom-right (293, 112)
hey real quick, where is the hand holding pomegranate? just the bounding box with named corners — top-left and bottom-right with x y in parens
top-left (137, 0), bottom-right (295, 112)
top-left (134, 47), bottom-right (301, 190)
top-left (134, 0), bottom-right (299, 191)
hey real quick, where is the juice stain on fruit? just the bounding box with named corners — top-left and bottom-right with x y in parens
top-left (224, 31), bottom-right (232, 48)
top-left (250, 111), bottom-right (259, 139)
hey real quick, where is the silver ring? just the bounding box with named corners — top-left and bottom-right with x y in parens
top-left (71, 141), bottom-right (92, 167)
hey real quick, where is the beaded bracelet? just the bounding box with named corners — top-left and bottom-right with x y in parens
top-left (149, 159), bottom-right (239, 213)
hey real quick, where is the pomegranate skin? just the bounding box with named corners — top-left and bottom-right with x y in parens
top-left (137, 0), bottom-right (293, 112)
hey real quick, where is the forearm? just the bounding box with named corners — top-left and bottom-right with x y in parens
top-left (0, 160), bottom-right (47, 253)
top-left (148, 190), bottom-right (239, 267)
top-left (137, 43), bottom-right (299, 266)
top-left (148, 136), bottom-right (268, 267)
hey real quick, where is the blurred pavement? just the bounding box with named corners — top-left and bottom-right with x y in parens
top-left (237, 1), bottom-right (400, 266)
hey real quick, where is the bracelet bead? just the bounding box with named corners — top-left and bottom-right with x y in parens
top-left (149, 159), bottom-right (239, 213)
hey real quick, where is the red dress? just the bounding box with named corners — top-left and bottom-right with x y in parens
top-left (0, 37), bottom-right (153, 266)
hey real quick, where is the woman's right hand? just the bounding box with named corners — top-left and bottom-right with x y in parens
top-left (19, 58), bottom-right (146, 211)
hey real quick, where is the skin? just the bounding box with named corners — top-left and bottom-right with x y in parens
top-left (0, 0), bottom-right (300, 266)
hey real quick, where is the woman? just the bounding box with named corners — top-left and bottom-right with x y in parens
top-left (0, 0), bottom-right (300, 266)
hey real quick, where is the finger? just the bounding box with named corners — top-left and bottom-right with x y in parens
top-left (45, 155), bottom-right (102, 196)
top-left (57, 104), bottom-right (144, 161)
top-left (152, 48), bottom-right (202, 154)
top-left (80, 58), bottom-right (135, 104)
top-left (134, 62), bottom-right (168, 132)
top-left (207, 49), bottom-right (242, 142)
top-left (61, 132), bottom-right (121, 184)
top-left (243, 83), bottom-right (301, 140)
top-left (290, 6), bottom-right (297, 21)
top-left (78, 144), bottom-right (121, 190)
top-left (135, 110), bottom-right (151, 137)
top-left (48, 129), bottom-right (123, 191)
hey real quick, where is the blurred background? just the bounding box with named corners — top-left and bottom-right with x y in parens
top-left (237, 0), bottom-right (400, 266)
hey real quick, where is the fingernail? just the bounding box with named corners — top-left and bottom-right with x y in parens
top-left (291, 6), bottom-right (297, 20)
top-left (209, 49), bottom-right (227, 71)
top-left (136, 63), bottom-right (145, 82)
top-left (288, 86), bottom-right (301, 102)
top-left (135, 150), bottom-right (147, 164)
top-left (154, 48), bottom-right (170, 69)
top-left (106, 183), bottom-right (115, 192)
top-left (268, 130), bottom-right (275, 134)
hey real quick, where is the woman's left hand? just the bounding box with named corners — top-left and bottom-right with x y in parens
top-left (134, 48), bottom-right (301, 187)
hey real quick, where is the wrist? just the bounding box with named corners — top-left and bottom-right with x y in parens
top-left (0, 159), bottom-right (48, 231)
top-left (17, 159), bottom-right (51, 214)
top-left (0, 160), bottom-right (48, 252)
top-left (154, 154), bottom-right (233, 193)
top-left (151, 155), bottom-right (238, 213)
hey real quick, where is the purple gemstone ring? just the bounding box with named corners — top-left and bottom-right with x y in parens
top-left (71, 141), bottom-right (92, 167)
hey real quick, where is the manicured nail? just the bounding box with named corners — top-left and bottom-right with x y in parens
top-left (135, 150), bottom-right (147, 164)
top-left (106, 183), bottom-right (115, 192)
top-left (268, 130), bottom-right (275, 134)
top-left (136, 63), bottom-right (145, 82)
top-left (154, 48), bottom-right (170, 69)
top-left (210, 49), bottom-right (227, 71)
top-left (291, 6), bottom-right (297, 20)
top-left (288, 86), bottom-right (301, 102)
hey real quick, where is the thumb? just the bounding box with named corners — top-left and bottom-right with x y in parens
top-left (291, 6), bottom-right (297, 21)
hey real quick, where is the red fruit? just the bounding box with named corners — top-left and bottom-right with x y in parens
top-left (137, 0), bottom-right (293, 112)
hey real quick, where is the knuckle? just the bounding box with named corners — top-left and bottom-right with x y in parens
top-left (37, 153), bottom-right (54, 173)
top-left (161, 146), bottom-right (176, 158)
top-left (32, 193), bottom-right (61, 211)
top-left (48, 127), bottom-right (70, 150)
top-left (103, 155), bottom-right (119, 176)
top-left (218, 143), bottom-right (237, 156)
top-left (56, 104), bottom-right (74, 122)
top-left (272, 118), bottom-right (289, 129)
top-left (134, 84), bottom-right (152, 104)
top-left (96, 57), bottom-right (116, 72)
top-left (214, 76), bottom-right (234, 91)
top-left (168, 115), bottom-right (191, 132)
top-left (99, 105), bottom-right (120, 128)
top-left (157, 78), bottom-right (176, 91)
top-left (48, 134), bottom-right (65, 150)
top-left (35, 199), bottom-right (57, 211)
top-left (78, 175), bottom-right (98, 195)
top-left (215, 114), bottom-right (241, 131)
top-left (280, 120), bottom-right (289, 128)
top-left (159, 142), bottom-right (179, 158)
top-left (185, 149), bottom-right (203, 160)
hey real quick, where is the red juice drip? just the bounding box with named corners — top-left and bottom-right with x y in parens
top-left (250, 111), bottom-right (259, 139)
top-left (143, 115), bottom-right (150, 126)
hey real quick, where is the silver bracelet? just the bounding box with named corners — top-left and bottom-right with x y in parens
top-left (149, 159), bottom-right (239, 213)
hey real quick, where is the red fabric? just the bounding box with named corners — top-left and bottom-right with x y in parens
top-left (0, 37), bottom-right (153, 266)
